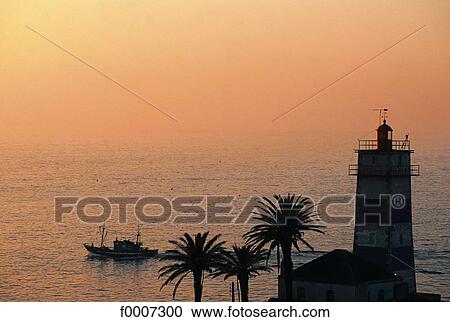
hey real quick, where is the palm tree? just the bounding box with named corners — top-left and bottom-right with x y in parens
top-left (158, 232), bottom-right (225, 302)
top-left (244, 194), bottom-right (325, 301)
top-left (211, 244), bottom-right (272, 302)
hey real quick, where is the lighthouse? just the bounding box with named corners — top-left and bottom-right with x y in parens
top-left (349, 114), bottom-right (419, 293)
top-left (280, 113), bottom-right (442, 301)
top-left (280, 114), bottom-right (441, 301)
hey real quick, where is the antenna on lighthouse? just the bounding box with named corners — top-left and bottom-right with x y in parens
top-left (372, 108), bottom-right (389, 125)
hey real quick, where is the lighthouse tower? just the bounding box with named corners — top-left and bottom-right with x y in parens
top-left (349, 115), bottom-right (419, 293)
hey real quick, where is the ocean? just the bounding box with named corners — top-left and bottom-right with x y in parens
top-left (0, 132), bottom-right (448, 301)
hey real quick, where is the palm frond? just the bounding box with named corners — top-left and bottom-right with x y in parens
top-left (158, 231), bottom-right (225, 300)
top-left (243, 193), bottom-right (325, 264)
top-left (211, 244), bottom-right (272, 281)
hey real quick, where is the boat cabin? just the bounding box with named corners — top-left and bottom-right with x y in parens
top-left (113, 239), bottom-right (142, 252)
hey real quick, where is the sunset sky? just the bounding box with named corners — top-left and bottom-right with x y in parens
top-left (1, 1), bottom-right (449, 141)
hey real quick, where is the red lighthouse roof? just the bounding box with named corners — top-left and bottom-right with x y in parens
top-left (377, 119), bottom-right (393, 132)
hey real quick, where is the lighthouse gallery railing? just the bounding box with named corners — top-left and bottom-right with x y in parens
top-left (348, 164), bottom-right (420, 176)
top-left (357, 139), bottom-right (411, 151)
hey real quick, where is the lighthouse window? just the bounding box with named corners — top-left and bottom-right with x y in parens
top-left (368, 232), bottom-right (376, 244)
top-left (399, 233), bottom-right (404, 244)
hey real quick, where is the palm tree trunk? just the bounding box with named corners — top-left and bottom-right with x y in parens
top-left (238, 275), bottom-right (249, 302)
top-left (281, 243), bottom-right (293, 301)
top-left (193, 270), bottom-right (203, 302)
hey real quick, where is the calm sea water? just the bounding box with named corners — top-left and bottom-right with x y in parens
top-left (0, 133), bottom-right (448, 301)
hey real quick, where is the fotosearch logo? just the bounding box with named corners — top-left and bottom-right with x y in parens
top-left (54, 194), bottom-right (406, 226)
top-left (55, 196), bottom-right (261, 225)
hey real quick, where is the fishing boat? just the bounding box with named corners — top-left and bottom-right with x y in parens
top-left (84, 224), bottom-right (158, 259)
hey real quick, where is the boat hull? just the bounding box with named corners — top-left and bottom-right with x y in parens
top-left (84, 244), bottom-right (158, 259)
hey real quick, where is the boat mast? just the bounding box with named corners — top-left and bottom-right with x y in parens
top-left (99, 224), bottom-right (106, 247)
top-left (136, 224), bottom-right (141, 244)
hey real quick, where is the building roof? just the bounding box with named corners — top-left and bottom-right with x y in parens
top-left (293, 249), bottom-right (400, 286)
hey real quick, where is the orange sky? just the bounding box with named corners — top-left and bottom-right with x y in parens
top-left (1, 1), bottom-right (449, 142)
